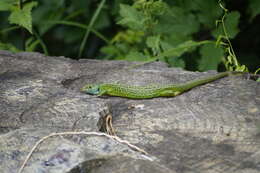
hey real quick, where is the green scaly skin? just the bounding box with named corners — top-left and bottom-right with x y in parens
top-left (81, 72), bottom-right (237, 99)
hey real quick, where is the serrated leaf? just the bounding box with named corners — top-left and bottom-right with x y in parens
top-left (8, 1), bottom-right (38, 33)
top-left (248, 0), bottom-right (260, 20)
top-left (212, 11), bottom-right (240, 39)
top-left (198, 44), bottom-right (224, 71)
top-left (117, 4), bottom-right (145, 30)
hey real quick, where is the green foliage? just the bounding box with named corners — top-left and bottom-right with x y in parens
top-left (101, 0), bottom-right (222, 70)
top-left (32, 0), bottom-right (65, 35)
top-left (189, 0), bottom-right (222, 27)
top-left (146, 35), bottom-right (161, 55)
top-left (0, 0), bottom-right (259, 72)
top-left (118, 4), bottom-right (146, 31)
top-left (0, 0), bottom-right (37, 33)
top-left (78, 0), bottom-right (106, 58)
top-left (8, 1), bottom-right (37, 34)
top-left (155, 6), bottom-right (200, 37)
top-left (0, 0), bottom-right (38, 52)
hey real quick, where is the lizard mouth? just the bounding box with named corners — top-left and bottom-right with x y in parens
top-left (80, 85), bottom-right (92, 91)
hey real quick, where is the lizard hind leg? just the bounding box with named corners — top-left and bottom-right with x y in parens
top-left (159, 90), bottom-right (182, 97)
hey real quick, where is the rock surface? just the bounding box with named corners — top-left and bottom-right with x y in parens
top-left (0, 51), bottom-right (259, 173)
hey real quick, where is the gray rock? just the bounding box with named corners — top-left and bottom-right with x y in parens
top-left (0, 51), bottom-right (259, 173)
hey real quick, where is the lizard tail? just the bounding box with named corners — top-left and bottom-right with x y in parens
top-left (177, 71), bottom-right (233, 92)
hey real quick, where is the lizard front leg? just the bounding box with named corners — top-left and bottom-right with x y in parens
top-left (97, 87), bottom-right (115, 97)
top-left (97, 90), bottom-right (107, 97)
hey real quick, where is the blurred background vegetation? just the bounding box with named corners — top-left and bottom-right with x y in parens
top-left (0, 0), bottom-right (259, 72)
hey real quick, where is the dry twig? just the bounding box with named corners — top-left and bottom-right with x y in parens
top-left (18, 131), bottom-right (148, 173)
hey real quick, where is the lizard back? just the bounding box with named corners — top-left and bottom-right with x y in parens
top-left (100, 83), bottom-right (168, 99)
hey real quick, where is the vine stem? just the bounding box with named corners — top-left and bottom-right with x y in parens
top-left (218, 0), bottom-right (239, 66)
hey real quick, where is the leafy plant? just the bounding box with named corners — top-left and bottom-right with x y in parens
top-left (0, 0), bottom-right (259, 72)
top-left (101, 0), bottom-right (260, 72)
top-left (0, 0), bottom-right (36, 33)
top-left (101, 0), bottom-right (213, 69)
top-left (101, 0), bottom-right (235, 71)
top-left (0, 0), bottom-right (110, 56)
top-left (0, 0), bottom-right (41, 53)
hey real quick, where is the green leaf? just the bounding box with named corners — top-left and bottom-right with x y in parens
top-left (117, 4), bottom-right (146, 30)
top-left (212, 11), bottom-right (240, 39)
top-left (124, 51), bottom-right (150, 62)
top-left (8, 1), bottom-right (38, 34)
top-left (198, 44), bottom-right (224, 71)
top-left (248, 0), bottom-right (260, 20)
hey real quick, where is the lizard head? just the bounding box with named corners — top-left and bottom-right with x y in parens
top-left (81, 84), bottom-right (100, 95)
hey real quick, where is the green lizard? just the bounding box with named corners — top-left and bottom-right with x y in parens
top-left (81, 71), bottom-right (238, 99)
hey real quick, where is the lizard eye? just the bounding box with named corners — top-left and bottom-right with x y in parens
top-left (86, 85), bottom-right (95, 89)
